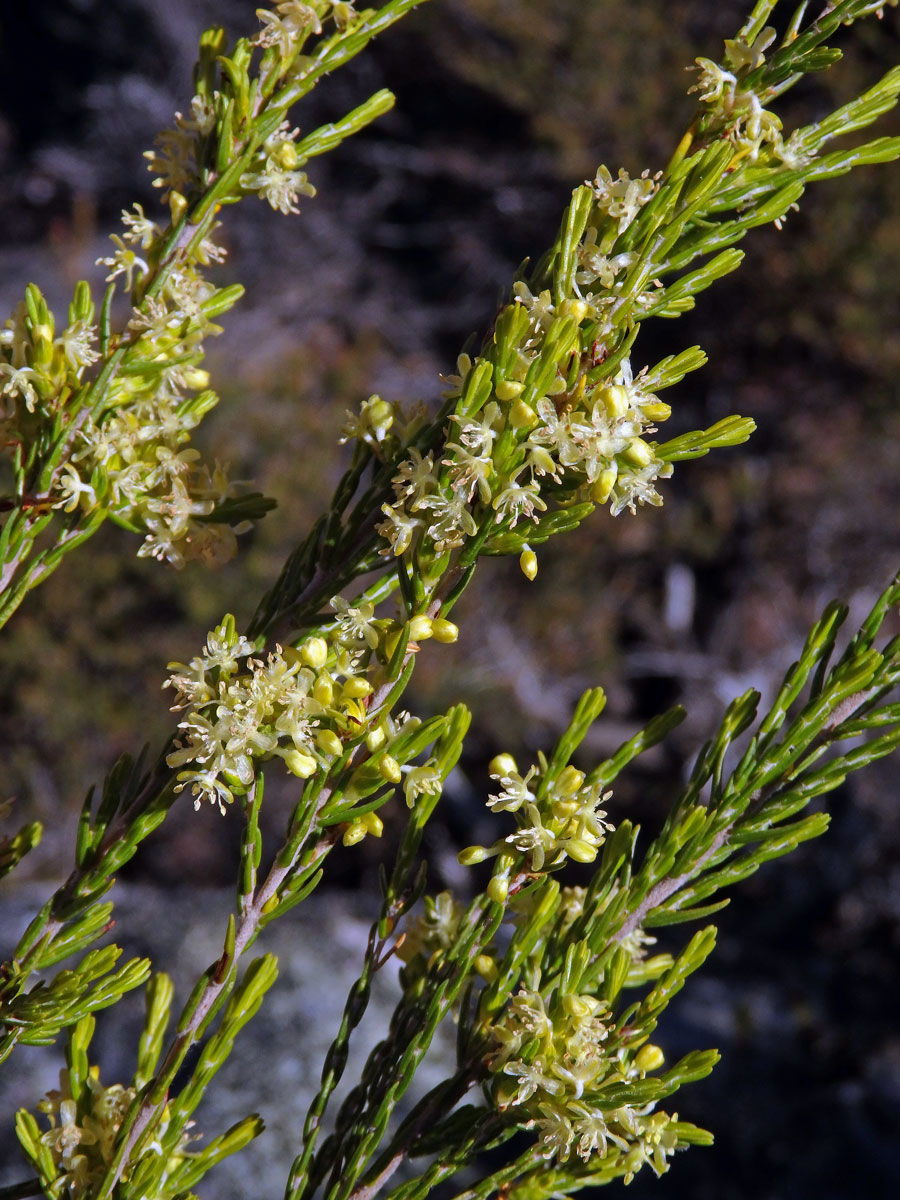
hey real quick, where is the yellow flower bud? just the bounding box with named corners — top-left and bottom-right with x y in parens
top-left (169, 191), bottom-right (189, 222)
top-left (284, 749), bottom-right (318, 778)
top-left (431, 618), bottom-right (459, 643)
top-left (559, 298), bottom-right (589, 324)
top-left (509, 400), bottom-right (538, 430)
top-left (474, 954), bottom-right (498, 982)
top-left (495, 379), bottom-right (524, 402)
top-left (623, 437), bottom-right (654, 468)
top-left (261, 895), bottom-right (279, 915)
top-left (378, 754), bottom-right (402, 784)
top-left (563, 993), bottom-right (598, 1018)
top-left (313, 674), bottom-right (334, 706)
top-left (556, 765), bottom-right (585, 796)
top-left (489, 753), bottom-right (518, 777)
top-left (342, 819), bottom-right (367, 847)
top-left (519, 548), bottom-right (538, 581)
top-left (301, 637), bottom-right (329, 669)
top-left (316, 729), bottom-right (343, 757)
top-left (182, 367), bottom-right (211, 390)
top-left (342, 676), bottom-right (373, 699)
top-left (362, 811), bottom-right (384, 838)
top-left (487, 875), bottom-right (509, 905)
top-left (458, 845), bottom-right (489, 866)
top-left (597, 384), bottom-right (629, 418)
top-left (565, 837), bottom-right (599, 863)
top-left (408, 615), bottom-right (433, 642)
top-left (642, 400), bottom-right (672, 422)
top-left (366, 724), bottom-right (387, 752)
top-left (635, 1043), bottom-right (665, 1072)
top-left (590, 467), bottom-right (617, 504)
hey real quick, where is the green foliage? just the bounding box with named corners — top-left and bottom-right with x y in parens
top-left (2, 1), bottom-right (900, 1198)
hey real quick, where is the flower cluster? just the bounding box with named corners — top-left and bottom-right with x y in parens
top-left (165, 612), bottom-right (370, 810)
top-left (486, 980), bottom-right (676, 1179)
top-left (0, 285), bottom-right (99, 435)
top-left (164, 603), bottom-right (458, 812)
top-left (374, 167), bottom-right (677, 569)
top-left (33, 1068), bottom-right (191, 1198)
top-left (690, 27), bottom-right (806, 166)
top-left (459, 757), bottom-right (615, 902)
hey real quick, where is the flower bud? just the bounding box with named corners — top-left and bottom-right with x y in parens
top-left (519, 548), bottom-right (538, 581)
top-left (316, 729), bottom-right (343, 757)
top-left (284, 749), bottom-right (318, 778)
top-left (408, 615), bottom-right (433, 642)
top-left (362, 811), bottom-right (384, 837)
top-left (273, 141), bottom-right (299, 169)
top-left (342, 819), bottom-right (367, 847)
top-left (559, 298), bottom-right (589, 324)
top-left (487, 875), bottom-right (509, 905)
top-left (489, 753), bottom-right (518, 777)
top-left (623, 437), bottom-right (654, 468)
top-left (565, 837), bottom-right (599, 863)
top-left (458, 845), bottom-right (489, 866)
top-left (431, 618), bottom-right (459, 643)
top-left (509, 400), bottom-right (537, 430)
top-left (556, 766), bottom-right (585, 796)
top-left (597, 383), bottom-right (629, 419)
top-left (495, 379), bottom-right (524, 402)
top-left (300, 637), bottom-right (329, 669)
top-left (642, 400), bottom-right (672, 422)
top-left (342, 676), bottom-right (373, 699)
top-left (474, 954), bottom-right (498, 982)
top-left (635, 1043), bottom-right (665, 1072)
top-left (378, 754), bottom-right (402, 784)
top-left (313, 674), bottom-right (334, 706)
top-left (366, 724), bottom-right (387, 752)
top-left (590, 467), bottom-right (617, 504)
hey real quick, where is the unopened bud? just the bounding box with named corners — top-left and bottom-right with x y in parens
top-left (408, 615), bottom-right (433, 642)
top-left (313, 674), bottom-right (334, 706)
top-left (590, 467), bottom-right (617, 504)
top-left (342, 676), bottom-right (373, 699)
top-left (284, 749), bottom-right (318, 778)
top-left (509, 400), bottom-right (537, 430)
top-left (635, 1043), bottom-right (665, 1072)
top-left (597, 384), bottom-right (629, 419)
top-left (623, 437), bottom-right (654, 468)
top-left (458, 845), bottom-right (489, 866)
top-left (342, 819), bottom-right (367, 847)
top-left (378, 754), bottom-right (402, 784)
top-left (487, 875), bottom-right (509, 905)
top-left (642, 400), bottom-right (672, 422)
top-left (316, 729), bottom-right (343, 757)
top-left (301, 637), bottom-right (329, 669)
top-left (489, 753), bottom-right (518, 777)
top-left (565, 837), bottom-right (599, 864)
top-left (519, 548), bottom-right (538, 581)
top-left (474, 954), bottom-right (498, 982)
top-left (556, 766), bottom-right (585, 796)
top-left (559, 298), bottom-right (588, 324)
top-left (495, 379), bottom-right (524, 402)
top-left (431, 618), bottom-right (459, 643)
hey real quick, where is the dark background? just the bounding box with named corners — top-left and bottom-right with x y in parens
top-left (1, 1), bottom-right (899, 1196)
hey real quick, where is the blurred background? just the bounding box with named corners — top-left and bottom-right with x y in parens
top-left (1, 1), bottom-right (899, 1196)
